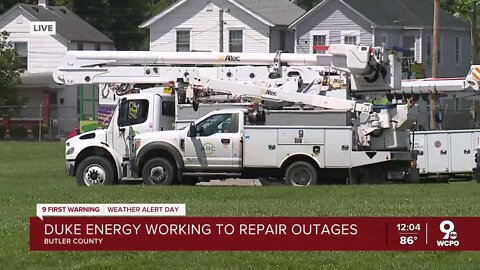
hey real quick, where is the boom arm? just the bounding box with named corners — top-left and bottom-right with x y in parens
top-left (188, 77), bottom-right (373, 113)
top-left (186, 75), bottom-right (417, 150)
top-left (54, 44), bottom-right (400, 92)
top-left (400, 65), bottom-right (480, 94)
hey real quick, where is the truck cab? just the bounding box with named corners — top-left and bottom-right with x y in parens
top-left (133, 109), bottom-right (245, 185)
top-left (65, 92), bottom-right (175, 186)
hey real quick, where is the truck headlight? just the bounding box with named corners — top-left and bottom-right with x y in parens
top-left (66, 147), bottom-right (74, 155)
top-left (135, 139), bottom-right (141, 152)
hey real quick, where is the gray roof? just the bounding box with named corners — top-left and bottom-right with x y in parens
top-left (236, 0), bottom-right (305, 26)
top-left (291, 0), bottom-right (468, 30)
top-left (343, 0), bottom-right (468, 29)
top-left (13, 4), bottom-right (113, 43)
top-left (141, 0), bottom-right (305, 28)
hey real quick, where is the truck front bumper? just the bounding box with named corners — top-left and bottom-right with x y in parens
top-left (66, 160), bottom-right (75, 176)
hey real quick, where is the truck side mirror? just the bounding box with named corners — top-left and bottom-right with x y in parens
top-left (189, 123), bottom-right (197, 137)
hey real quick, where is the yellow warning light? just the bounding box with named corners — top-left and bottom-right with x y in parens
top-left (163, 87), bottom-right (173, 94)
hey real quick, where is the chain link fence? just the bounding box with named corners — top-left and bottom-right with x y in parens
top-left (1, 101), bottom-right (480, 142)
top-left (0, 105), bottom-right (79, 141)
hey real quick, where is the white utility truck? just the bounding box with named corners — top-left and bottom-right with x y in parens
top-left (57, 51), bottom-right (331, 185)
top-left (400, 66), bottom-right (480, 179)
top-left (56, 44), bottom-right (418, 186)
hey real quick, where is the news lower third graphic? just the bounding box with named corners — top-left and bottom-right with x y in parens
top-left (30, 204), bottom-right (480, 251)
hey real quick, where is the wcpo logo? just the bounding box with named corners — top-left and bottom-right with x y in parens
top-left (218, 54), bottom-right (241, 62)
top-left (436, 220), bottom-right (459, 247)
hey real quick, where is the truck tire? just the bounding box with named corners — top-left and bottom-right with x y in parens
top-left (284, 161), bottom-right (318, 186)
top-left (76, 156), bottom-right (116, 186)
top-left (142, 157), bottom-right (175, 185)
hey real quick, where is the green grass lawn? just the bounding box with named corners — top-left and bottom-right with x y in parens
top-left (1, 141), bottom-right (480, 269)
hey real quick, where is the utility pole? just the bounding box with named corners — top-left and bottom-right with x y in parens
top-left (471, 1), bottom-right (480, 127)
top-left (472, 1), bottom-right (478, 64)
top-left (430, 0), bottom-right (439, 130)
top-left (219, 9), bottom-right (224, 52)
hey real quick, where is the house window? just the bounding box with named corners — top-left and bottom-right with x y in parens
top-left (455, 37), bottom-right (461, 65)
top-left (426, 35), bottom-right (431, 64)
top-left (426, 35), bottom-right (442, 64)
top-left (341, 31), bottom-right (360, 45)
top-left (438, 35), bottom-right (442, 64)
top-left (229, 30), bottom-right (243, 52)
top-left (280, 30), bottom-right (286, 51)
top-left (402, 36), bottom-right (415, 59)
top-left (311, 30), bottom-right (329, 54)
top-left (95, 43), bottom-right (101, 51)
top-left (77, 42), bottom-right (84, 50)
top-left (313, 35), bottom-right (327, 54)
top-left (176, 30), bottom-right (191, 52)
top-left (381, 35), bottom-right (387, 45)
top-left (13, 42), bottom-right (28, 70)
top-left (344, 36), bottom-right (357, 45)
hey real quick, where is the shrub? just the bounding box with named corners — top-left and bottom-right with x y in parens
top-left (32, 124), bottom-right (48, 139)
top-left (0, 125), bottom-right (5, 139)
top-left (10, 125), bottom-right (27, 140)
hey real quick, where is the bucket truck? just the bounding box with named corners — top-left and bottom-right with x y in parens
top-left (393, 66), bottom-right (480, 180)
top-left (55, 44), bottom-right (418, 186)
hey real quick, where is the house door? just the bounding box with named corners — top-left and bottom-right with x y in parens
top-left (403, 36), bottom-right (415, 59)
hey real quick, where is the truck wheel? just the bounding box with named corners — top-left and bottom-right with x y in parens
top-left (142, 158), bottom-right (175, 185)
top-left (285, 161), bottom-right (318, 186)
top-left (76, 156), bottom-right (116, 186)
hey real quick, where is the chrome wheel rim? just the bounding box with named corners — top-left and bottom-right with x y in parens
top-left (83, 164), bottom-right (106, 186)
top-left (150, 166), bottom-right (167, 183)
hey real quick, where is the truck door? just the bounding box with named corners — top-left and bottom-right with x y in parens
top-left (449, 132), bottom-right (473, 173)
top-left (426, 133), bottom-right (449, 173)
top-left (325, 129), bottom-right (351, 167)
top-left (111, 98), bottom-right (153, 158)
top-left (184, 113), bottom-right (241, 169)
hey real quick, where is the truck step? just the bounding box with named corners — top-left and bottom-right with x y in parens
top-left (182, 172), bottom-right (242, 177)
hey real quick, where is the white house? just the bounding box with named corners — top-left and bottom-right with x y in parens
top-left (289, 0), bottom-right (475, 130)
top-left (140, 0), bottom-right (304, 53)
top-left (0, 0), bottom-right (114, 138)
top-left (289, 0), bottom-right (471, 78)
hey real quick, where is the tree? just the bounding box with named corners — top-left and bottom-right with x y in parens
top-left (0, 31), bottom-right (24, 118)
top-left (0, 0), bottom-right (37, 14)
top-left (440, 0), bottom-right (471, 18)
top-left (149, 0), bottom-right (174, 14)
